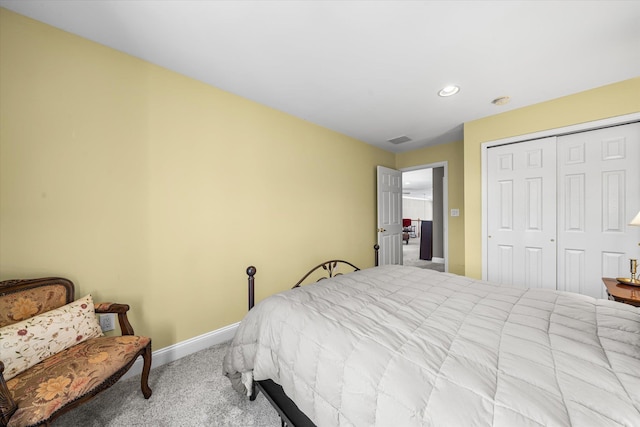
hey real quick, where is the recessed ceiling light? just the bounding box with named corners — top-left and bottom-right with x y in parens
top-left (438, 85), bottom-right (460, 97)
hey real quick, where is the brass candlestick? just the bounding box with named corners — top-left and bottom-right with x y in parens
top-left (617, 259), bottom-right (640, 286)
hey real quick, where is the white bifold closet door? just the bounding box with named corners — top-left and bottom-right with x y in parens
top-left (556, 124), bottom-right (640, 298)
top-left (487, 122), bottom-right (640, 298)
top-left (487, 137), bottom-right (557, 289)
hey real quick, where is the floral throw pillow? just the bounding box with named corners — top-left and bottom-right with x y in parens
top-left (0, 294), bottom-right (103, 380)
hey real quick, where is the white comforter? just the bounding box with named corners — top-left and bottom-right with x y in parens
top-left (223, 265), bottom-right (640, 426)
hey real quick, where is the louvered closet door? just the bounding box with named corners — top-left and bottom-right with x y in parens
top-left (557, 123), bottom-right (640, 298)
top-left (487, 137), bottom-right (557, 289)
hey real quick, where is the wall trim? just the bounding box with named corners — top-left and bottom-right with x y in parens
top-left (121, 322), bottom-right (239, 381)
top-left (480, 112), bottom-right (640, 150)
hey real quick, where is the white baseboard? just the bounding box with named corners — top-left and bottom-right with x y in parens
top-left (121, 322), bottom-right (239, 381)
top-left (431, 257), bottom-right (445, 264)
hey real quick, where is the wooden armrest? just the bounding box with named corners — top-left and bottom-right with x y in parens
top-left (95, 302), bottom-right (135, 336)
top-left (95, 302), bottom-right (130, 314)
top-left (0, 362), bottom-right (18, 427)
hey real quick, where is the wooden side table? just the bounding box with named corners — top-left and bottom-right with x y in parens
top-left (602, 277), bottom-right (640, 307)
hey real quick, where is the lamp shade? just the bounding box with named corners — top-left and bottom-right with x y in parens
top-left (631, 210), bottom-right (640, 226)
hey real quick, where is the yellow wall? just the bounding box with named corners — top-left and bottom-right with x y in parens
top-left (395, 140), bottom-right (465, 275)
top-left (464, 77), bottom-right (640, 278)
top-left (3, 8), bottom-right (639, 351)
top-left (0, 9), bottom-right (394, 349)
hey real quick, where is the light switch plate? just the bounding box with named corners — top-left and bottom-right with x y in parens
top-left (451, 209), bottom-right (460, 217)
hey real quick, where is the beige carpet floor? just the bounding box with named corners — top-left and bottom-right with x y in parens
top-left (54, 249), bottom-right (441, 426)
top-left (402, 236), bottom-right (445, 272)
top-left (55, 342), bottom-right (280, 426)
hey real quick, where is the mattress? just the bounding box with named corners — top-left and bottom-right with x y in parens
top-left (223, 265), bottom-right (640, 426)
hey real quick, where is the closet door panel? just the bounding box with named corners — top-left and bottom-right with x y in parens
top-left (563, 174), bottom-right (585, 232)
top-left (497, 244), bottom-right (514, 285)
top-left (602, 170), bottom-right (625, 232)
top-left (563, 249), bottom-right (585, 294)
top-left (526, 178), bottom-right (543, 231)
top-left (602, 251), bottom-right (626, 279)
top-left (524, 246), bottom-right (544, 288)
top-left (557, 123), bottom-right (640, 298)
top-left (487, 137), bottom-right (557, 289)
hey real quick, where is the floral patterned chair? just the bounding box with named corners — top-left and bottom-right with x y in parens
top-left (0, 277), bottom-right (152, 427)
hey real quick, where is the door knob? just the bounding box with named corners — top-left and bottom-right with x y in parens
top-left (378, 228), bottom-right (386, 232)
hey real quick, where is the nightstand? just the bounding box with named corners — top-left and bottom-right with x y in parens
top-left (602, 277), bottom-right (640, 307)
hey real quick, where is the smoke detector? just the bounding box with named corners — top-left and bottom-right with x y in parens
top-left (492, 96), bottom-right (511, 106)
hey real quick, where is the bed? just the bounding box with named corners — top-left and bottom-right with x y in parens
top-left (223, 255), bottom-right (640, 426)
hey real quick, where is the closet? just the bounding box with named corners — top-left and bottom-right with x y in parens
top-left (486, 122), bottom-right (640, 298)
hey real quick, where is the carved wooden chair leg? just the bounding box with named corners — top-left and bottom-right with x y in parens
top-left (140, 343), bottom-right (153, 399)
top-left (0, 362), bottom-right (18, 426)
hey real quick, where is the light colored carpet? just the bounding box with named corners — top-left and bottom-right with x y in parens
top-left (402, 237), bottom-right (445, 272)
top-left (55, 342), bottom-right (281, 427)
top-left (54, 251), bottom-right (440, 426)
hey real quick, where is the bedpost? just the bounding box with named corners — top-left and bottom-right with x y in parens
top-left (247, 266), bottom-right (256, 310)
top-left (246, 266), bottom-right (258, 402)
top-left (374, 244), bottom-right (380, 267)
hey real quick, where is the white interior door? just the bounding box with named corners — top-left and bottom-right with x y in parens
top-left (487, 137), bottom-right (557, 289)
top-left (557, 123), bottom-right (640, 298)
top-left (377, 166), bottom-right (403, 265)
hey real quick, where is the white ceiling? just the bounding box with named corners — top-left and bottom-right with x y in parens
top-left (403, 169), bottom-right (433, 200)
top-left (2, 1), bottom-right (639, 153)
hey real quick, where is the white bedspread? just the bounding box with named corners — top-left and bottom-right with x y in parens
top-left (223, 265), bottom-right (640, 426)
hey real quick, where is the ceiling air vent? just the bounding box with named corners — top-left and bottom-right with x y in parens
top-left (388, 135), bottom-right (412, 145)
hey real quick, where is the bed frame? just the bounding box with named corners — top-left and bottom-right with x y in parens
top-left (245, 244), bottom-right (379, 427)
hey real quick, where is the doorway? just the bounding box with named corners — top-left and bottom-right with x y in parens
top-left (401, 163), bottom-right (447, 272)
